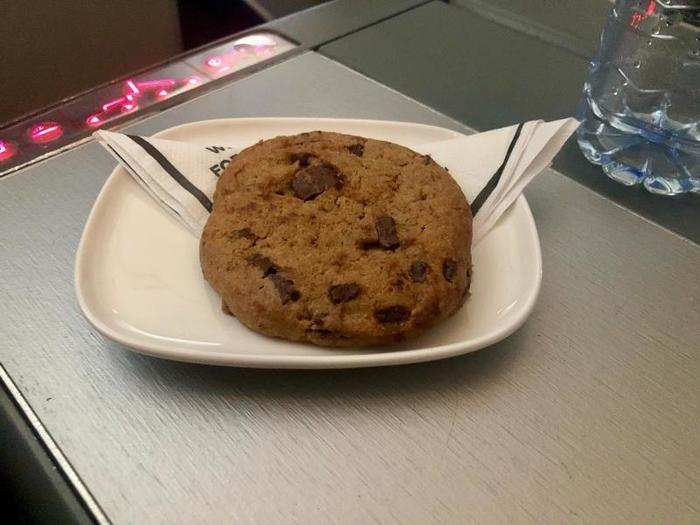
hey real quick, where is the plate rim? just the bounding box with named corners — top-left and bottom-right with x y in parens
top-left (75, 117), bottom-right (542, 369)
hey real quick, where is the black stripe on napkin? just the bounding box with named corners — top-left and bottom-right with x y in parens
top-left (103, 142), bottom-right (184, 219)
top-left (127, 135), bottom-right (213, 213)
top-left (470, 123), bottom-right (524, 216)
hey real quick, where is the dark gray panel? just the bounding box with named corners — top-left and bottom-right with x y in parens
top-left (322, 2), bottom-right (588, 128)
top-left (269, 0), bottom-right (429, 46)
top-left (320, 1), bottom-right (699, 242)
top-left (452, 0), bottom-right (611, 57)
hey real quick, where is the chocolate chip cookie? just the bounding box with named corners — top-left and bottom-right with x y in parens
top-left (200, 131), bottom-right (472, 347)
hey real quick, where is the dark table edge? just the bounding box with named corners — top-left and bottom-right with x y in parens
top-left (0, 364), bottom-right (108, 524)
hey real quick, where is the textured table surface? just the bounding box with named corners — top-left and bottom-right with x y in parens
top-left (1, 52), bottom-right (698, 523)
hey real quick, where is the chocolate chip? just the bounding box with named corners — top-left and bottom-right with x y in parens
top-left (292, 163), bottom-right (341, 200)
top-left (409, 261), bottom-right (428, 282)
top-left (234, 228), bottom-right (257, 241)
top-left (390, 277), bottom-right (405, 291)
top-left (442, 259), bottom-right (457, 282)
top-left (289, 152), bottom-right (314, 167)
top-left (308, 328), bottom-right (334, 337)
top-left (375, 215), bottom-right (399, 249)
top-left (374, 305), bottom-right (411, 324)
top-left (348, 143), bottom-right (364, 157)
top-left (269, 274), bottom-right (300, 304)
top-left (311, 312), bottom-right (328, 326)
top-left (358, 239), bottom-right (379, 250)
top-left (247, 254), bottom-right (277, 277)
top-left (358, 217), bottom-right (401, 251)
top-left (423, 155), bottom-right (433, 165)
top-left (328, 283), bottom-right (361, 304)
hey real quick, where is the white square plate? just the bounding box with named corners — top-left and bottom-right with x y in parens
top-left (75, 118), bottom-right (541, 368)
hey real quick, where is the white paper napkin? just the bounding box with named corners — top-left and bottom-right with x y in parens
top-left (95, 118), bottom-right (578, 244)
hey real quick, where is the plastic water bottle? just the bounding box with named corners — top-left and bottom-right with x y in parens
top-left (577, 0), bottom-right (700, 195)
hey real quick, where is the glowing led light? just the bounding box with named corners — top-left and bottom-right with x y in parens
top-left (85, 75), bottom-right (201, 130)
top-left (135, 79), bottom-right (176, 89)
top-left (234, 34), bottom-right (275, 47)
top-left (86, 114), bottom-right (101, 126)
top-left (126, 79), bottom-right (140, 95)
top-left (206, 56), bottom-right (223, 68)
top-left (102, 97), bottom-right (127, 112)
top-left (29, 122), bottom-right (63, 144)
top-left (0, 140), bottom-right (17, 161)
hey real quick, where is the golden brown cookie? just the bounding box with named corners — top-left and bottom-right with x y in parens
top-left (200, 131), bottom-right (472, 347)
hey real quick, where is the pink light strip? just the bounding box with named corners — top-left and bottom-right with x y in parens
top-left (33, 124), bottom-right (61, 137)
top-left (126, 80), bottom-right (140, 95)
top-left (102, 96), bottom-right (128, 112)
top-left (135, 79), bottom-right (176, 89)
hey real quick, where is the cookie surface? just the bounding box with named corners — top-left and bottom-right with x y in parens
top-left (200, 131), bottom-right (472, 347)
